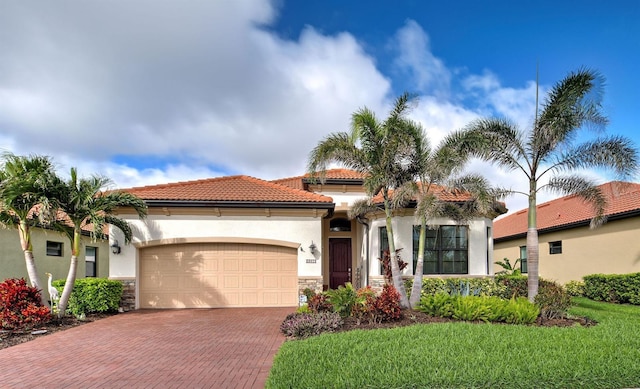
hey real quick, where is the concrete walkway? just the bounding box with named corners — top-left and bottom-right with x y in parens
top-left (0, 307), bottom-right (292, 389)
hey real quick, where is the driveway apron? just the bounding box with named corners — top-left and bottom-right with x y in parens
top-left (0, 307), bottom-right (292, 389)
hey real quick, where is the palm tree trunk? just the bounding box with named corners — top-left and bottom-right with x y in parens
top-left (58, 229), bottom-right (81, 317)
top-left (527, 179), bottom-right (539, 302)
top-left (409, 218), bottom-right (426, 309)
top-left (18, 222), bottom-right (47, 305)
top-left (384, 202), bottom-right (410, 309)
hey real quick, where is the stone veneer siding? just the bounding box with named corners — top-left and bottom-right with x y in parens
top-left (116, 278), bottom-right (136, 312)
top-left (298, 277), bottom-right (323, 305)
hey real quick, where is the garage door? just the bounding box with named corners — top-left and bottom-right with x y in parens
top-left (139, 243), bottom-right (298, 308)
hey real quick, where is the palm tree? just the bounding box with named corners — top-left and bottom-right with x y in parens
top-left (450, 68), bottom-right (638, 301)
top-left (308, 93), bottom-right (423, 308)
top-left (0, 153), bottom-right (59, 303)
top-left (52, 167), bottom-right (147, 317)
top-left (393, 134), bottom-right (505, 308)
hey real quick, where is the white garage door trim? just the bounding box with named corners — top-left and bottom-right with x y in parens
top-left (138, 239), bottom-right (298, 309)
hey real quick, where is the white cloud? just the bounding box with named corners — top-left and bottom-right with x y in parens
top-left (0, 1), bottom-right (580, 216)
top-left (391, 20), bottom-right (451, 97)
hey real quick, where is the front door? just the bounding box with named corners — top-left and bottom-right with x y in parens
top-left (329, 238), bottom-right (351, 289)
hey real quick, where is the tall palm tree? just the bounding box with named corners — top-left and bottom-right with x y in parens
top-left (450, 68), bottom-right (638, 301)
top-left (0, 153), bottom-right (59, 303)
top-left (393, 134), bottom-right (505, 308)
top-left (52, 168), bottom-right (147, 317)
top-left (308, 92), bottom-right (423, 308)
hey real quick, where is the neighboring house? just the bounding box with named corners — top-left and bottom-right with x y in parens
top-left (0, 226), bottom-right (110, 283)
top-left (112, 169), bottom-right (503, 309)
top-left (493, 181), bottom-right (640, 284)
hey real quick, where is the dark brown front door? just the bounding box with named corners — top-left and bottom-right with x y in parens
top-left (329, 238), bottom-right (352, 289)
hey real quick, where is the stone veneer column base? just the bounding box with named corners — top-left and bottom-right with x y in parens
top-left (111, 277), bottom-right (136, 312)
top-left (298, 277), bottom-right (324, 304)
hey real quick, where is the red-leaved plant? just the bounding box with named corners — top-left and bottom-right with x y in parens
top-left (0, 278), bottom-right (51, 330)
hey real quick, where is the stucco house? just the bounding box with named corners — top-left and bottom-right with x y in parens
top-left (0, 226), bottom-right (110, 283)
top-left (111, 169), bottom-right (503, 309)
top-left (493, 181), bottom-right (640, 284)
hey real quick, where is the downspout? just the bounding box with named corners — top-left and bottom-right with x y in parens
top-left (356, 216), bottom-right (370, 287)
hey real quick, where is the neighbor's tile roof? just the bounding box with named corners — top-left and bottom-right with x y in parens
top-left (121, 175), bottom-right (333, 204)
top-left (371, 183), bottom-right (474, 203)
top-left (273, 169), bottom-right (366, 190)
top-left (494, 181), bottom-right (640, 240)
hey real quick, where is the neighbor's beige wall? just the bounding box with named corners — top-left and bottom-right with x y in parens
top-left (494, 217), bottom-right (640, 284)
top-left (0, 227), bottom-right (110, 284)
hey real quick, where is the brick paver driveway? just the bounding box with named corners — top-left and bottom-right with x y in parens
top-left (0, 307), bottom-right (292, 389)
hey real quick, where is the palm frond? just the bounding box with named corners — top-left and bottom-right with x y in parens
top-left (546, 175), bottom-right (608, 228)
top-left (551, 136), bottom-right (638, 179)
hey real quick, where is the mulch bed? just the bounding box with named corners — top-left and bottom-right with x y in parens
top-left (0, 313), bottom-right (114, 351)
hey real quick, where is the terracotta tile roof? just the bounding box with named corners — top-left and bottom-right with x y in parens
top-left (494, 181), bottom-right (640, 240)
top-left (273, 169), bottom-right (367, 190)
top-left (120, 175), bottom-right (333, 204)
top-left (371, 183), bottom-right (474, 203)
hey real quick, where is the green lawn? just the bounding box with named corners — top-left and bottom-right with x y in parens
top-left (266, 298), bottom-right (640, 389)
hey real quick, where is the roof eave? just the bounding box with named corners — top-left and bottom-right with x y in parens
top-left (142, 199), bottom-right (335, 209)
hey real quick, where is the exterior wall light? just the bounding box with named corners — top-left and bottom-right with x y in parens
top-left (110, 240), bottom-right (121, 255)
top-left (309, 241), bottom-right (317, 255)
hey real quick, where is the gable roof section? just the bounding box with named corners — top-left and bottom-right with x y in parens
top-left (273, 168), bottom-right (366, 190)
top-left (120, 175), bottom-right (334, 208)
top-left (494, 181), bottom-right (640, 241)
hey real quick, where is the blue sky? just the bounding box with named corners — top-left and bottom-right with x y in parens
top-left (0, 0), bottom-right (638, 215)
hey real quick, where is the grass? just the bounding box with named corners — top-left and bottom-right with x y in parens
top-left (266, 298), bottom-right (640, 388)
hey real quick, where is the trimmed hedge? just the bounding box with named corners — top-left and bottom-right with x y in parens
top-left (583, 273), bottom-right (640, 305)
top-left (52, 278), bottom-right (123, 316)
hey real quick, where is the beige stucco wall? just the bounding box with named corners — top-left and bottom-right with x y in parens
top-left (110, 213), bottom-right (324, 279)
top-left (494, 217), bottom-right (640, 284)
top-left (0, 227), bottom-right (110, 284)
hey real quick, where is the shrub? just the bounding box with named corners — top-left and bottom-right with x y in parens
top-left (53, 278), bottom-right (123, 316)
top-left (296, 304), bottom-right (311, 313)
top-left (418, 292), bottom-right (455, 318)
top-left (308, 293), bottom-right (332, 313)
top-left (0, 278), bottom-right (51, 330)
top-left (495, 275), bottom-right (528, 299)
top-left (583, 273), bottom-right (640, 305)
top-left (419, 293), bottom-right (539, 325)
top-left (372, 284), bottom-right (402, 323)
top-left (565, 280), bottom-right (585, 297)
top-left (415, 277), bottom-right (505, 298)
top-left (494, 257), bottom-right (522, 276)
top-left (352, 286), bottom-right (377, 325)
top-left (279, 312), bottom-right (343, 339)
top-left (325, 282), bottom-right (357, 318)
top-left (379, 248), bottom-right (407, 285)
top-left (534, 281), bottom-right (572, 319)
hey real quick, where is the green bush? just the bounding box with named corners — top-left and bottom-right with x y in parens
top-left (583, 273), bottom-right (640, 305)
top-left (495, 275), bottom-right (528, 299)
top-left (414, 277), bottom-right (506, 298)
top-left (565, 280), bottom-right (585, 297)
top-left (325, 282), bottom-right (357, 318)
top-left (53, 278), bottom-right (123, 316)
top-left (418, 293), bottom-right (539, 325)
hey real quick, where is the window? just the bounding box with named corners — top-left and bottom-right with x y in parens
top-left (46, 241), bottom-right (63, 257)
top-left (413, 225), bottom-right (468, 274)
top-left (549, 241), bottom-right (562, 255)
top-left (379, 227), bottom-right (389, 273)
top-left (86, 247), bottom-right (97, 277)
top-left (519, 246), bottom-right (528, 273)
top-left (330, 218), bottom-right (351, 232)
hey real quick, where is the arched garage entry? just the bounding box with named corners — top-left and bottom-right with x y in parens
top-left (138, 239), bottom-right (298, 308)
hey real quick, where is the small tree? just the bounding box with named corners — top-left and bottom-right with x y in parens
top-left (51, 168), bottom-right (147, 317)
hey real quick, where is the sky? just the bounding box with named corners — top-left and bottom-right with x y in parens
top-left (1, 0), bottom-right (638, 216)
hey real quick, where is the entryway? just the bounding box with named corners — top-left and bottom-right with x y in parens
top-left (329, 238), bottom-right (352, 289)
